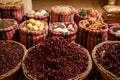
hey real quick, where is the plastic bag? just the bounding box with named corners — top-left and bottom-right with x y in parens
top-left (108, 0), bottom-right (118, 5)
top-left (103, 5), bottom-right (120, 14)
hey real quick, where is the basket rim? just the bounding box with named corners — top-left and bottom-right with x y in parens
top-left (0, 40), bottom-right (27, 79)
top-left (92, 41), bottom-right (120, 79)
top-left (22, 42), bottom-right (92, 80)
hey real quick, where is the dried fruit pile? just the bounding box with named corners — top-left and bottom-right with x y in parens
top-left (23, 36), bottom-right (88, 80)
top-left (96, 43), bottom-right (120, 77)
top-left (0, 41), bottom-right (24, 75)
top-left (80, 18), bottom-right (106, 30)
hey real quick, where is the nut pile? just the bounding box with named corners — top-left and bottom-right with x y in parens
top-left (0, 41), bottom-right (24, 75)
top-left (23, 36), bottom-right (88, 80)
top-left (22, 19), bottom-right (44, 31)
top-left (96, 43), bottom-right (120, 77)
top-left (80, 18), bottom-right (106, 30)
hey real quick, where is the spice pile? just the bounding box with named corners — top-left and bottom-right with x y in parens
top-left (0, 41), bottom-right (24, 75)
top-left (80, 18), bottom-right (106, 30)
top-left (96, 42), bottom-right (120, 77)
top-left (23, 36), bottom-right (88, 80)
top-left (0, 19), bottom-right (14, 29)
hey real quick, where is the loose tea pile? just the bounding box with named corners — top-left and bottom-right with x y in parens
top-left (0, 19), bottom-right (14, 29)
top-left (96, 43), bottom-right (120, 77)
top-left (24, 36), bottom-right (88, 80)
top-left (0, 41), bottom-right (24, 75)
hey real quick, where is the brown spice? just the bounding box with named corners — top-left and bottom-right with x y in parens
top-left (0, 41), bottom-right (24, 75)
top-left (24, 36), bottom-right (88, 80)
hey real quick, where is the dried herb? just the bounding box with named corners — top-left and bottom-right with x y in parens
top-left (24, 36), bottom-right (88, 80)
top-left (0, 41), bottom-right (24, 75)
top-left (0, 19), bottom-right (14, 29)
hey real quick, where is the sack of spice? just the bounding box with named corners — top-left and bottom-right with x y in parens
top-left (74, 8), bottom-right (103, 25)
top-left (19, 19), bottom-right (48, 49)
top-left (76, 18), bottom-right (108, 52)
top-left (108, 23), bottom-right (120, 40)
top-left (23, 9), bottom-right (49, 24)
top-left (22, 36), bottom-right (92, 80)
top-left (0, 18), bottom-right (18, 40)
top-left (92, 41), bottom-right (120, 80)
top-left (0, 1), bottom-right (24, 23)
top-left (0, 40), bottom-right (26, 80)
top-left (51, 5), bottom-right (75, 23)
top-left (48, 22), bottom-right (78, 42)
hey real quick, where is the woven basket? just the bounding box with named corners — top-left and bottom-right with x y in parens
top-left (0, 40), bottom-right (27, 80)
top-left (19, 20), bottom-right (48, 49)
top-left (22, 42), bottom-right (92, 80)
top-left (92, 41), bottom-right (120, 80)
top-left (51, 5), bottom-right (75, 23)
top-left (108, 23), bottom-right (120, 40)
top-left (0, 19), bottom-right (18, 40)
top-left (74, 8), bottom-right (103, 25)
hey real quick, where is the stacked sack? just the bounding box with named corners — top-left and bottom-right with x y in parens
top-left (49, 5), bottom-right (77, 42)
top-left (0, 0), bottom-right (24, 23)
top-left (102, 0), bottom-right (120, 23)
top-left (74, 8), bottom-right (107, 52)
